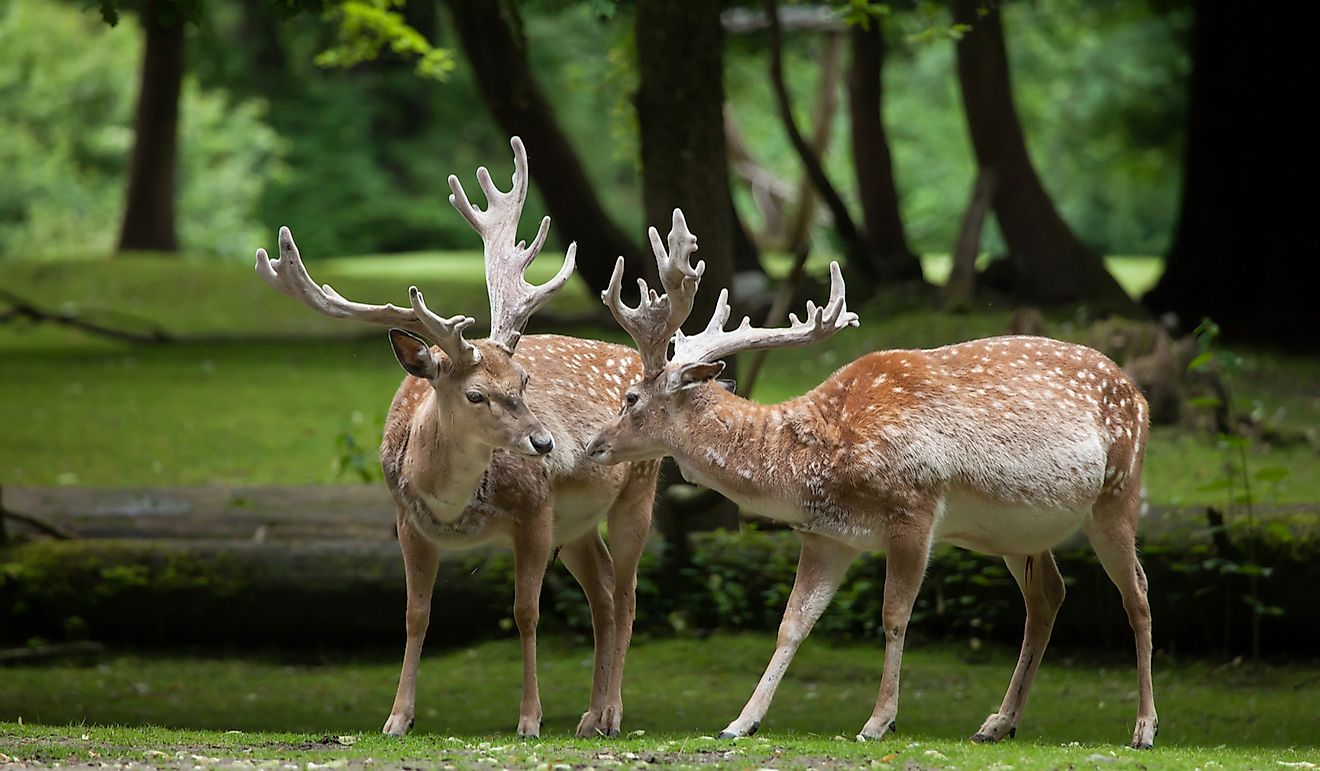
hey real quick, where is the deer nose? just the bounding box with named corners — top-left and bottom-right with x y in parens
top-left (530, 432), bottom-right (554, 455)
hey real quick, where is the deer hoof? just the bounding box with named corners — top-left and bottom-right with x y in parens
top-left (856, 719), bottom-right (896, 742)
top-left (381, 714), bottom-right (413, 736)
top-left (1131, 716), bottom-right (1157, 750)
top-left (972, 713), bottom-right (1016, 743)
top-left (575, 706), bottom-right (623, 739)
top-left (517, 715), bottom-right (542, 740)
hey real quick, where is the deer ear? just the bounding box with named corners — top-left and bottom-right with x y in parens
top-left (669, 360), bottom-right (726, 391)
top-left (716, 378), bottom-right (737, 393)
top-left (389, 329), bottom-right (439, 380)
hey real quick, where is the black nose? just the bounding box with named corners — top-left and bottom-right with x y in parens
top-left (531, 433), bottom-right (554, 455)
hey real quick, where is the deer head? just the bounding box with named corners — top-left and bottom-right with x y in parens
top-left (587, 208), bottom-right (858, 464)
top-left (255, 137), bottom-right (571, 456)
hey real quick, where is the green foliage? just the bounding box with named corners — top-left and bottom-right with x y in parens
top-left (334, 411), bottom-right (382, 483)
top-left (314, 0), bottom-right (455, 80)
top-left (0, 0), bottom-right (283, 259)
top-left (1181, 319), bottom-right (1290, 657)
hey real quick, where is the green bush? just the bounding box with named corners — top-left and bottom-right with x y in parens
top-left (0, 0), bottom-right (282, 259)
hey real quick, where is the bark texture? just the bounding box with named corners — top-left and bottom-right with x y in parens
top-left (1143, 2), bottom-right (1314, 348)
top-left (952, 0), bottom-right (1130, 307)
top-left (848, 21), bottom-right (922, 281)
top-left (445, 0), bottom-right (640, 294)
top-left (636, 0), bottom-right (738, 333)
top-left (117, 0), bottom-right (184, 253)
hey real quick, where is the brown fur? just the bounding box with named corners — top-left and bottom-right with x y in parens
top-left (591, 334), bottom-right (1157, 748)
top-left (377, 334), bottom-right (660, 740)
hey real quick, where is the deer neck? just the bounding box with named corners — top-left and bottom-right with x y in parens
top-left (665, 383), bottom-right (830, 523)
top-left (403, 395), bottom-right (495, 521)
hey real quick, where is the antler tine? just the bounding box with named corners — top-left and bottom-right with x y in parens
top-left (600, 209), bottom-right (707, 376)
top-left (255, 226), bottom-right (437, 341)
top-left (408, 286), bottom-right (481, 367)
top-left (672, 261), bottom-right (859, 366)
top-left (448, 136), bottom-right (575, 352)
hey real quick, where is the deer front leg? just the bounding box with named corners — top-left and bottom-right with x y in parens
top-left (383, 515), bottom-right (441, 736)
top-left (590, 482), bottom-right (656, 738)
top-left (856, 522), bottom-right (933, 742)
top-left (512, 510), bottom-right (554, 739)
top-left (972, 551), bottom-right (1066, 743)
top-left (720, 533), bottom-right (858, 739)
top-left (558, 528), bottom-right (618, 738)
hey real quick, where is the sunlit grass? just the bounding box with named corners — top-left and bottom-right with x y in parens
top-left (2, 254), bottom-right (1316, 502)
top-left (0, 635), bottom-right (1316, 769)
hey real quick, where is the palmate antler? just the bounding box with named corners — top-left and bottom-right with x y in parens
top-left (671, 261), bottom-right (857, 366)
top-left (256, 226), bottom-right (481, 367)
top-left (255, 136), bottom-right (575, 366)
top-left (601, 209), bottom-right (704, 376)
top-left (602, 207), bottom-right (858, 380)
top-left (449, 136), bottom-right (576, 353)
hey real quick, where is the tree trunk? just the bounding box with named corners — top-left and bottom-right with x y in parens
top-left (951, 0), bottom-right (1130, 308)
top-left (445, 0), bottom-right (641, 295)
top-left (636, 0), bottom-right (738, 335)
top-left (1143, 3), bottom-right (1314, 348)
top-left (636, 0), bottom-right (741, 536)
top-left (848, 20), bottom-right (923, 282)
top-left (117, 0), bottom-right (184, 254)
top-left (781, 30), bottom-right (843, 254)
top-left (765, 0), bottom-right (877, 289)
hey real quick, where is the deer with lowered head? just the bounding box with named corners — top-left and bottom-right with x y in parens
top-left (587, 209), bottom-right (1158, 749)
top-left (255, 138), bottom-right (658, 739)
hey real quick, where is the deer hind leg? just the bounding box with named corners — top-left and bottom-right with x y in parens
top-left (558, 527), bottom-right (618, 738)
top-left (383, 514), bottom-right (441, 736)
top-left (856, 519), bottom-right (935, 742)
top-left (720, 532), bottom-right (858, 739)
top-left (972, 550), bottom-right (1066, 743)
top-left (1086, 484), bottom-right (1158, 749)
top-left (585, 464), bottom-right (659, 738)
top-left (512, 509), bottom-right (555, 739)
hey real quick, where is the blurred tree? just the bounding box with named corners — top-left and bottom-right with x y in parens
top-left (445, 0), bottom-right (643, 294)
top-left (1143, 2), bottom-right (1314, 348)
top-left (951, 0), bottom-right (1131, 308)
top-left (848, 14), bottom-right (921, 281)
top-left (760, 0), bottom-right (925, 290)
top-left (117, 0), bottom-right (185, 253)
top-left (636, 0), bottom-right (737, 327)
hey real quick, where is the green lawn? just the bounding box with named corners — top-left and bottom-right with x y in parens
top-left (1, 634), bottom-right (1316, 769)
top-left (2, 254), bottom-right (1318, 503)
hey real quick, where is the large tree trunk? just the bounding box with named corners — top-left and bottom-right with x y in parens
top-left (636, 0), bottom-right (741, 538)
top-left (1143, 3), bottom-right (1313, 348)
top-left (117, 0), bottom-right (184, 254)
top-left (636, 0), bottom-right (738, 334)
top-left (445, 0), bottom-right (640, 294)
top-left (951, 0), bottom-right (1130, 308)
top-left (848, 21), bottom-right (923, 282)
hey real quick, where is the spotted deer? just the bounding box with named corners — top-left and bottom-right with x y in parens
top-left (587, 209), bottom-right (1157, 748)
top-left (255, 138), bottom-right (659, 739)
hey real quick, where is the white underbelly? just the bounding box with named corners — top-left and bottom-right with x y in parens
top-left (675, 460), bottom-right (808, 524)
top-left (935, 485), bottom-right (1090, 556)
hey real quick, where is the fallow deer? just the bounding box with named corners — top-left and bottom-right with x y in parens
top-left (588, 209), bottom-right (1158, 749)
top-left (255, 138), bottom-right (659, 739)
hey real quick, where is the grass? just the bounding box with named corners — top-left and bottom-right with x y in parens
top-left (2, 254), bottom-right (1318, 503)
top-left (1, 634), bottom-right (1317, 769)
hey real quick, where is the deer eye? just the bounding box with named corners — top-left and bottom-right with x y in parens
top-left (465, 391), bottom-right (484, 404)
top-left (624, 392), bottom-right (639, 407)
